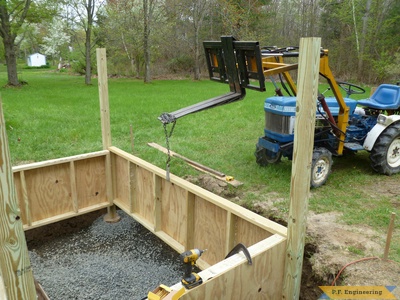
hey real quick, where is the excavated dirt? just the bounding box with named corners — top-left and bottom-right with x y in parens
top-left (306, 212), bottom-right (400, 299)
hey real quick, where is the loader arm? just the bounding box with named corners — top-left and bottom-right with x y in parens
top-left (158, 36), bottom-right (266, 124)
top-left (319, 50), bottom-right (349, 155)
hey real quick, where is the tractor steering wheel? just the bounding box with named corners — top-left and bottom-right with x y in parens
top-left (337, 81), bottom-right (366, 97)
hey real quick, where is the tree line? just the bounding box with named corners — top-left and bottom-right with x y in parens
top-left (1, 0), bottom-right (399, 86)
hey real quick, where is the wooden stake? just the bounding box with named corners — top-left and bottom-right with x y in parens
top-left (282, 37), bottom-right (321, 300)
top-left (0, 99), bottom-right (37, 299)
top-left (96, 48), bottom-right (120, 223)
top-left (383, 212), bottom-right (396, 260)
top-left (130, 124), bottom-right (135, 152)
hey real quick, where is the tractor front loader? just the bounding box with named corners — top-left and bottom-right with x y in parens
top-left (159, 36), bottom-right (400, 187)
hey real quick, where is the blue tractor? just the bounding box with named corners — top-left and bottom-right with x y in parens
top-left (256, 83), bottom-right (400, 187)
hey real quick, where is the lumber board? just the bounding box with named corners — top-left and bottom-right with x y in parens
top-left (129, 162), bottom-right (137, 213)
top-left (69, 161), bottom-right (78, 213)
top-left (0, 275), bottom-right (7, 300)
top-left (20, 171), bottom-right (31, 225)
top-left (154, 174), bottom-right (162, 232)
top-left (0, 100), bottom-right (37, 299)
top-left (283, 37), bottom-right (321, 300)
top-left (105, 152), bottom-right (114, 207)
top-left (225, 212), bottom-right (236, 258)
top-left (97, 48), bottom-right (120, 222)
top-left (155, 231), bottom-right (185, 254)
top-left (12, 150), bottom-right (109, 172)
top-left (22, 203), bottom-right (110, 231)
top-left (97, 48), bottom-right (112, 149)
top-left (147, 142), bottom-right (243, 187)
top-left (135, 165), bottom-right (155, 224)
top-left (13, 172), bottom-right (30, 226)
top-left (185, 192), bottom-right (196, 250)
top-left (114, 155), bottom-right (130, 207)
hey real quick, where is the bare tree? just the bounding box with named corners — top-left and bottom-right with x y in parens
top-left (166, 0), bottom-right (212, 80)
top-left (357, 0), bottom-right (371, 78)
top-left (143, 0), bottom-right (157, 83)
top-left (104, 0), bottom-right (143, 77)
top-left (0, 0), bottom-right (32, 86)
top-left (192, 0), bottom-right (210, 80)
top-left (69, 0), bottom-right (104, 85)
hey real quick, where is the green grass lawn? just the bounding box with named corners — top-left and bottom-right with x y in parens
top-left (1, 66), bottom-right (399, 262)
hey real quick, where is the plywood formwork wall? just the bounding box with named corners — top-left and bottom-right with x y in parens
top-left (109, 146), bottom-right (287, 270)
top-left (12, 151), bottom-right (111, 230)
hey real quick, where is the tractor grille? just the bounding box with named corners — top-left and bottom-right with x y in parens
top-left (265, 112), bottom-right (294, 134)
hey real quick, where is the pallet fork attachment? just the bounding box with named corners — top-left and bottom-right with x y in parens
top-left (158, 36), bottom-right (265, 124)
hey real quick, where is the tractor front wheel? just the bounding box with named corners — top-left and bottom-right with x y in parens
top-left (311, 148), bottom-right (332, 188)
top-left (370, 122), bottom-right (400, 175)
top-left (255, 144), bottom-right (282, 166)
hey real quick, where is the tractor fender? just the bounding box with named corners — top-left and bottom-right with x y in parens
top-left (363, 115), bottom-right (400, 151)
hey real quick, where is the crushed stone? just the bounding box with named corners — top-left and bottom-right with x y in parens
top-left (27, 210), bottom-right (183, 300)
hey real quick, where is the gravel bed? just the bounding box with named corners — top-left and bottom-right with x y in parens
top-left (27, 210), bottom-right (183, 300)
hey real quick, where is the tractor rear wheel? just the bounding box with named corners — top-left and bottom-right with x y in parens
top-left (255, 144), bottom-right (282, 166)
top-left (311, 148), bottom-right (332, 188)
top-left (370, 122), bottom-right (400, 175)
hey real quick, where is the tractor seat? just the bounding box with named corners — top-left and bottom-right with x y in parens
top-left (357, 84), bottom-right (400, 110)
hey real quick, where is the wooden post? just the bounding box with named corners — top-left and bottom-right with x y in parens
top-left (97, 48), bottom-right (120, 223)
top-left (283, 37), bottom-right (321, 300)
top-left (0, 99), bottom-right (37, 299)
top-left (383, 212), bottom-right (396, 260)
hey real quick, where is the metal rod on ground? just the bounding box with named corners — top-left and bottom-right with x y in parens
top-left (148, 142), bottom-right (225, 177)
top-left (383, 212), bottom-right (396, 261)
top-left (282, 37), bottom-right (321, 300)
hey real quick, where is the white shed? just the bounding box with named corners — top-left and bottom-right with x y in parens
top-left (27, 53), bottom-right (46, 67)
